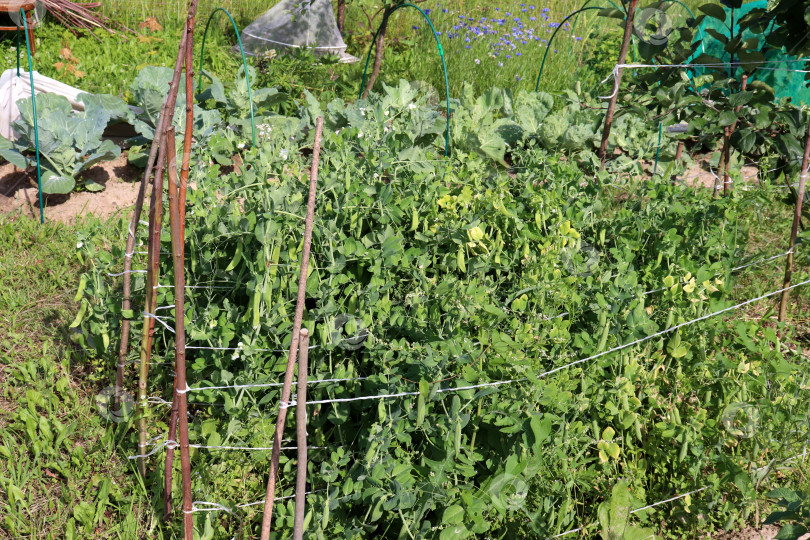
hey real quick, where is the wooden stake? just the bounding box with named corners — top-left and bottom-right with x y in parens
top-left (598, 0), bottom-right (639, 170)
top-left (778, 119), bottom-right (810, 322)
top-left (136, 133), bottom-right (168, 477)
top-left (116, 25), bottom-right (191, 417)
top-left (163, 3), bottom-right (199, 516)
top-left (293, 328), bottom-right (310, 540)
top-left (259, 116), bottom-right (325, 540)
top-left (166, 128), bottom-right (194, 539)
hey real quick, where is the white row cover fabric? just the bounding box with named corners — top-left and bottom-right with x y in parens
top-left (240, 0), bottom-right (359, 63)
top-left (0, 68), bottom-right (86, 139)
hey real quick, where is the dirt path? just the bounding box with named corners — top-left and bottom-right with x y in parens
top-left (0, 153), bottom-right (146, 223)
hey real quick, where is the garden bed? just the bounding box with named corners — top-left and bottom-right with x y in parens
top-left (0, 153), bottom-right (144, 222)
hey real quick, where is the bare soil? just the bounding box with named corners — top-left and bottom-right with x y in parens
top-left (0, 152), bottom-right (145, 223)
top-left (679, 156), bottom-right (761, 191)
top-left (710, 524), bottom-right (810, 540)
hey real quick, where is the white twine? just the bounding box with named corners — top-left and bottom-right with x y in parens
top-left (143, 311), bottom-right (175, 334)
top-left (176, 383), bottom-right (191, 395)
top-left (154, 284), bottom-right (235, 290)
top-left (547, 487), bottom-right (709, 539)
top-left (107, 269), bottom-right (147, 277)
top-left (643, 249), bottom-right (793, 296)
top-left (600, 60), bottom-right (810, 99)
top-left (280, 277), bottom-right (810, 409)
top-left (184, 490), bottom-right (327, 514)
top-left (185, 376), bottom-right (368, 393)
top-left (129, 438), bottom-right (306, 459)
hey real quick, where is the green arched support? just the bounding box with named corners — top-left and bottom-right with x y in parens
top-left (15, 10), bottom-right (44, 223)
top-left (198, 8), bottom-right (256, 147)
top-left (359, 3), bottom-right (450, 157)
top-left (535, 6), bottom-right (608, 92)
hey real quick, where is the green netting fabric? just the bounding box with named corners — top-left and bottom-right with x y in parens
top-left (239, 0), bottom-right (359, 63)
top-left (694, 0), bottom-right (809, 106)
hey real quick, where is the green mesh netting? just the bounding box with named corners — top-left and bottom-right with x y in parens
top-left (693, 0), bottom-right (809, 106)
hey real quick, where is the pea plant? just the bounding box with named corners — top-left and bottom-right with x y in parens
top-left (72, 76), bottom-right (810, 539)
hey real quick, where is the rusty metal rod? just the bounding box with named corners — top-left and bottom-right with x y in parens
top-left (260, 116), bottom-right (325, 540)
top-left (293, 328), bottom-right (310, 540)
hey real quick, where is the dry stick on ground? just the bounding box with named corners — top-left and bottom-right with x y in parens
top-left (136, 133), bottom-right (168, 477)
top-left (164, 17), bottom-right (197, 518)
top-left (719, 74), bottom-right (748, 197)
top-left (778, 119), bottom-right (810, 323)
top-left (293, 328), bottom-right (310, 540)
top-left (597, 0), bottom-right (639, 170)
top-left (259, 116), bottom-right (325, 540)
top-left (166, 128), bottom-right (194, 539)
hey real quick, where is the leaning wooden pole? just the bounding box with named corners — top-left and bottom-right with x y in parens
top-left (164, 16), bottom-right (197, 516)
top-left (597, 0), bottom-right (639, 170)
top-left (116, 26), bottom-right (190, 409)
top-left (136, 133), bottom-right (168, 477)
top-left (166, 128), bottom-right (194, 539)
top-left (260, 116), bottom-right (324, 540)
top-left (778, 119), bottom-right (810, 322)
top-left (293, 328), bottom-right (310, 540)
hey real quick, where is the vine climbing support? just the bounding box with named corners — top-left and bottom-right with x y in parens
top-left (359, 3), bottom-right (450, 157)
top-left (778, 118), bottom-right (810, 323)
top-left (198, 8), bottom-right (257, 147)
top-left (260, 116), bottom-right (324, 540)
top-left (598, 0), bottom-right (640, 170)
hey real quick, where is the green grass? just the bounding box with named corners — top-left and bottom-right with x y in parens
top-left (0, 214), bottom-right (158, 539)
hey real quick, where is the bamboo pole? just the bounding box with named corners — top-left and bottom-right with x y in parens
top-left (597, 0), bottom-right (639, 170)
top-left (136, 133), bottom-right (168, 477)
top-left (260, 116), bottom-right (325, 540)
top-left (293, 328), bottom-right (310, 540)
top-left (166, 128), bottom-right (194, 539)
top-left (778, 119), bottom-right (810, 322)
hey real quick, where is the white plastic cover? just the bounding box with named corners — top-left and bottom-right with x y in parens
top-left (240, 0), bottom-right (359, 63)
top-left (0, 68), bottom-right (86, 139)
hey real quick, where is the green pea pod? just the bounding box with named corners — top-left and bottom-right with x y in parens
top-left (378, 400), bottom-right (386, 422)
top-left (597, 312), bottom-right (610, 353)
top-left (262, 273), bottom-right (273, 307)
top-left (455, 420), bottom-right (462, 454)
top-left (678, 438), bottom-right (689, 461)
top-left (252, 282), bottom-right (262, 329)
top-left (69, 299), bottom-right (88, 329)
top-left (417, 394), bottom-right (425, 426)
top-left (322, 496), bottom-right (330, 529)
top-left (102, 330), bottom-right (110, 351)
top-left (457, 247), bottom-right (466, 273)
top-left (225, 243), bottom-right (243, 272)
top-left (634, 419), bottom-right (643, 441)
top-left (410, 207), bottom-right (419, 232)
top-left (74, 274), bottom-right (87, 302)
top-left (672, 407), bottom-right (681, 425)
